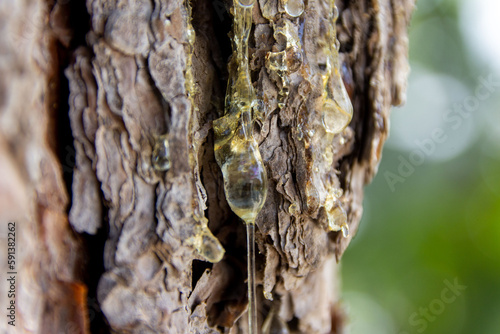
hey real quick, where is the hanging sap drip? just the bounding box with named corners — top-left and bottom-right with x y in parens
top-left (213, 0), bottom-right (267, 333)
top-left (218, 135), bottom-right (268, 223)
top-left (213, 0), bottom-right (268, 226)
top-left (320, 1), bottom-right (353, 135)
top-left (188, 216), bottom-right (225, 263)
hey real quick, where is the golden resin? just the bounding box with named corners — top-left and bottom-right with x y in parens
top-left (320, 1), bottom-right (353, 135)
top-left (319, 1), bottom-right (352, 235)
top-left (296, 1), bottom-right (352, 236)
top-left (188, 216), bottom-right (225, 263)
top-left (213, 0), bottom-right (268, 225)
top-left (325, 193), bottom-right (349, 237)
top-left (213, 1), bottom-right (267, 332)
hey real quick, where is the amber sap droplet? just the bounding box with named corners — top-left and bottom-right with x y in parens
top-left (263, 290), bottom-right (273, 301)
top-left (220, 138), bottom-right (268, 224)
top-left (322, 99), bottom-right (352, 134)
top-left (283, 0), bottom-right (304, 17)
top-left (328, 202), bottom-right (348, 234)
top-left (188, 215), bottom-right (225, 263)
top-left (196, 229), bottom-right (225, 263)
top-left (288, 203), bottom-right (299, 215)
top-left (319, 3), bottom-right (353, 135)
top-left (152, 135), bottom-right (171, 171)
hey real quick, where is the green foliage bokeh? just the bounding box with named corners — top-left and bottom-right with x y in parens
top-left (341, 0), bottom-right (500, 333)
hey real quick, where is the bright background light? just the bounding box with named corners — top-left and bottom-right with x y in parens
top-left (342, 0), bottom-right (500, 333)
top-left (460, 0), bottom-right (500, 74)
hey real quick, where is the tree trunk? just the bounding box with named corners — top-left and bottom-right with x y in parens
top-left (0, 0), bottom-right (414, 333)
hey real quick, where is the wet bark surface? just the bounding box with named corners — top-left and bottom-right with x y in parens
top-left (0, 0), bottom-right (414, 333)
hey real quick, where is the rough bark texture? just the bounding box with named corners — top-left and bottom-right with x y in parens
top-left (0, 0), bottom-right (414, 333)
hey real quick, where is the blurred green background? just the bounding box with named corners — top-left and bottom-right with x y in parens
top-left (341, 0), bottom-right (500, 333)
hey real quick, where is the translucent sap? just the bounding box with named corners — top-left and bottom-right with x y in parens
top-left (320, 0), bottom-right (353, 135)
top-left (152, 134), bottom-right (171, 171)
top-left (213, 1), bottom-right (268, 332)
top-left (213, 0), bottom-right (268, 226)
top-left (219, 133), bottom-right (268, 224)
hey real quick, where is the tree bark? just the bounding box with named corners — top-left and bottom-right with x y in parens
top-left (0, 0), bottom-right (414, 333)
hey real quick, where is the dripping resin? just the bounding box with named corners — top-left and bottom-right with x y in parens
top-left (319, 0), bottom-right (353, 236)
top-left (213, 0), bottom-right (267, 333)
top-left (320, 0), bottom-right (353, 135)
